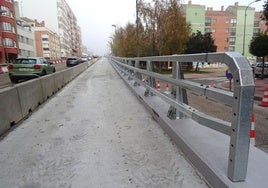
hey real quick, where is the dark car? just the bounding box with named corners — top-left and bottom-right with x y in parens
top-left (66, 57), bottom-right (81, 67)
top-left (255, 62), bottom-right (268, 78)
top-left (8, 57), bottom-right (56, 83)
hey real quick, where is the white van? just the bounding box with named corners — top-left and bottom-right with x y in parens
top-left (254, 62), bottom-right (268, 78)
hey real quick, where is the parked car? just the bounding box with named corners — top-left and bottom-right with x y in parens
top-left (66, 57), bottom-right (81, 67)
top-left (254, 62), bottom-right (268, 78)
top-left (81, 55), bottom-right (89, 62)
top-left (8, 57), bottom-right (56, 83)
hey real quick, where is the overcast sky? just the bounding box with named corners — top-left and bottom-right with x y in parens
top-left (20, 0), bottom-right (265, 56)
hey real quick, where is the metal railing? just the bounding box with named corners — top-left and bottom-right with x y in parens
top-left (110, 52), bottom-right (255, 182)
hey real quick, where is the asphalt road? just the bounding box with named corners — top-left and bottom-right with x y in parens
top-left (0, 63), bottom-right (67, 88)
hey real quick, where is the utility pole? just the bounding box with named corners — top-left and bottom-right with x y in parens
top-left (136, 0), bottom-right (139, 57)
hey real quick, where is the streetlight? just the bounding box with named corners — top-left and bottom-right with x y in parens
top-left (242, 0), bottom-right (261, 56)
top-left (136, 0), bottom-right (139, 57)
top-left (111, 24), bottom-right (116, 32)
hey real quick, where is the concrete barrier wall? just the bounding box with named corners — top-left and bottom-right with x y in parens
top-left (0, 61), bottom-right (94, 136)
top-left (0, 87), bottom-right (22, 134)
top-left (41, 74), bottom-right (57, 100)
top-left (16, 79), bottom-right (44, 117)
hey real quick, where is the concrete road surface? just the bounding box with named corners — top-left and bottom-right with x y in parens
top-left (0, 58), bottom-right (208, 188)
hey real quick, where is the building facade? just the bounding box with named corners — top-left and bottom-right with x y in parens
top-left (205, 7), bottom-right (235, 52)
top-left (56, 0), bottom-right (82, 58)
top-left (0, 0), bottom-right (19, 64)
top-left (182, 1), bottom-right (266, 58)
top-left (16, 18), bottom-right (36, 57)
top-left (181, 1), bottom-right (205, 34)
top-left (14, 0), bottom-right (82, 59)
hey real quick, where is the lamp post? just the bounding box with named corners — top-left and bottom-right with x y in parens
top-left (111, 24), bottom-right (116, 32)
top-left (242, 0), bottom-right (261, 56)
top-left (136, 0), bottom-right (139, 57)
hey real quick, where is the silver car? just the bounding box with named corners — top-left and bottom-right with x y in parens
top-left (254, 62), bottom-right (268, 78)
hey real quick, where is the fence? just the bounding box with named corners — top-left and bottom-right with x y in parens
top-left (110, 52), bottom-right (255, 183)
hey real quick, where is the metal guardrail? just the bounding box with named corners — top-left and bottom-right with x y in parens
top-left (110, 52), bottom-right (255, 182)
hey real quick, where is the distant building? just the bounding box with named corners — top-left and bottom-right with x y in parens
top-left (19, 18), bottom-right (61, 60)
top-left (16, 18), bottom-right (36, 57)
top-left (15, 0), bottom-right (82, 59)
top-left (34, 26), bottom-right (61, 60)
top-left (181, 1), bottom-right (266, 58)
top-left (181, 1), bottom-right (206, 34)
top-left (0, 0), bottom-right (19, 64)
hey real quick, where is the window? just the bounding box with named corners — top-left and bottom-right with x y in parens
top-left (2, 22), bottom-right (13, 32)
top-left (205, 28), bottom-right (211, 33)
top-left (205, 18), bottom-right (211, 26)
top-left (230, 28), bottom-right (236, 36)
top-left (0, 6), bottom-right (10, 16)
top-left (211, 19), bottom-right (217, 24)
top-left (42, 34), bottom-right (49, 41)
top-left (3, 38), bottom-right (16, 47)
top-left (229, 37), bottom-right (236, 45)
top-left (229, 46), bottom-right (235, 51)
top-left (230, 19), bottom-right (237, 27)
top-left (254, 21), bottom-right (259, 27)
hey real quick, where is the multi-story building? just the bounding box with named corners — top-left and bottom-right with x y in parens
top-left (254, 11), bottom-right (266, 37)
top-left (0, 0), bottom-right (19, 64)
top-left (54, 0), bottom-right (82, 58)
top-left (16, 18), bottom-right (36, 57)
top-left (15, 0), bottom-right (82, 59)
top-left (34, 27), bottom-right (61, 60)
top-left (20, 18), bottom-right (61, 60)
top-left (225, 2), bottom-right (257, 57)
top-left (181, 1), bottom-right (205, 34)
top-left (181, 1), bottom-right (266, 58)
top-left (205, 7), bottom-right (236, 52)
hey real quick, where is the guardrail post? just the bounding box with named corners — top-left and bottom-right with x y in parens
top-left (144, 60), bottom-right (155, 97)
top-left (134, 59), bottom-right (141, 86)
top-left (167, 62), bottom-right (188, 119)
top-left (227, 66), bottom-right (255, 182)
top-left (127, 60), bottom-right (133, 80)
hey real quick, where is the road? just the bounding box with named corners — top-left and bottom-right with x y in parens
top-left (0, 58), bottom-right (208, 187)
top-left (0, 63), bottom-right (67, 88)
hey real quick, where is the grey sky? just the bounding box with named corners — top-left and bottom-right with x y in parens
top-left (19, 0), bottom-right (264, 56)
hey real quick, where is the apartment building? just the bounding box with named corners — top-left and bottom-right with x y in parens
top-left (14, 0), bottom-right (82, 59)
top-left (19, 18), bottom-right (61, 60)
top-left (55, 0), bottom-right (82, 58)
top-left (205, 7), bottom-right (236, 52)
top-left (16, 18), bottom-right (35, 57)
top-left (34, 26), bottom-right (61, 60)
top-left (181, 1), bottom-right (206, 34)
top-left (0, 0), bottom-right (19, 64)
top-left (182, 1), bottom-right (266, 58)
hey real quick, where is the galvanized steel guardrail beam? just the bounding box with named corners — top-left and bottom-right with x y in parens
top-left (110, 52), bottom-right (255, 182)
